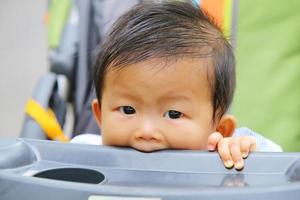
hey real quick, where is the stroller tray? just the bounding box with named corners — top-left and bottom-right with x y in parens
top-left (0, 138), bottom-right (300, 200)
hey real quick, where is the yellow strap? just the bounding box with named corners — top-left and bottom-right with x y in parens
top-left (25, 98), bottom-right (70, 142)
top-left (223, 0), bottom-right (233, 40)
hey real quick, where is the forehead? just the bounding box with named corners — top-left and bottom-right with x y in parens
top-left (103, 58), bottom-right (213, 99)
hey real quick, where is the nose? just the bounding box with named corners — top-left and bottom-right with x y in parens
top-left (133, 120), bottom-right (161, 142)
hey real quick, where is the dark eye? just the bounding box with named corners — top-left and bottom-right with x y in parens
top-left (120, 106), bottom-right (136, 115)
top-left (164, 110), bottom-right (183, 119)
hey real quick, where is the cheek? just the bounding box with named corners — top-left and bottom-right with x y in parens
top-left (164, 120), bottom-right (213, 150)
top-left (101, 112), bottom-right (134, 146)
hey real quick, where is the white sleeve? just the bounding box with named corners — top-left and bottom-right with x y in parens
top-left (70, 134), bottom-right (102, 145)
top-left (233, 127), bottom-right (283, 152)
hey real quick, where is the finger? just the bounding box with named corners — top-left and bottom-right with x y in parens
top-left (250, 137), bottom-right (257, 152)
top-left (229, 138), bottom-right (244, 170)
top-left (218, 138), bottom-right (234, 168)
top-left (240, 136), bottom-right (256, 158)
top-left (207, 132), bottom-right (223, 151)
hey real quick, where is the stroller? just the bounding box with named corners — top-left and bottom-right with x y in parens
top-left (5, 1), bottom-right (300, 199)
top-left (20, 0), bottom-right (238, 142)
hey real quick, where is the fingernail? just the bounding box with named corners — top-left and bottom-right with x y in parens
top-left (224, 160), bottom-right (234, 168)
top-left (242, 152), bottom-right (248, 158)
top-left (208, 145), bottom-right (215, 151)
top-left (235, 160), bottom-right (244, 170)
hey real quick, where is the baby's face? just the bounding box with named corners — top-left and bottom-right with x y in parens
top-left (94, 58), bottom-right (216, 152)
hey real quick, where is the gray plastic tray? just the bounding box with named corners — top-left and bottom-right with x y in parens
top-left (1, 138), bottom-right (300, 200)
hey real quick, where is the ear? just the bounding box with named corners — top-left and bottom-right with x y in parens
top-left (216, 114), bottom-right (237, 137)
top-left (91, 99), bottom-right (102, 128)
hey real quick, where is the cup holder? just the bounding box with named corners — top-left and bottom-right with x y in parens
top-left (34, 168), bottom-right (105, 184)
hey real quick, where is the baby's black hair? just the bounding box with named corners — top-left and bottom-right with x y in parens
top-left (93, 0), bottom-right (235, 121)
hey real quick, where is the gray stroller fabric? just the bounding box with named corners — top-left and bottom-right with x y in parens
top-left (73, 0), bottom-right (141, 136)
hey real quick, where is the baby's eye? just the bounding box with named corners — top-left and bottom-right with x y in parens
top-left (119, 106), bottom-right (136, 115)
top-left (164, 110), bottom-right (183, 119)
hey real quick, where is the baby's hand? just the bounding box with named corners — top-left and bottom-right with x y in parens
top-left (207, 132), bottom-right (256, 170)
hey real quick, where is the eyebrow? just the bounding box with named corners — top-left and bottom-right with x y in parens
top-left (158, 94), bottom-right (192, 104)
top-left (110, 89), bottom-right (193, 104)
top-left (110, 90), bottom-right (143, 103)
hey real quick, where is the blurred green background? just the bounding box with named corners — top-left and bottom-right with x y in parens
top-left (233, 0), bottom-right (300, 151)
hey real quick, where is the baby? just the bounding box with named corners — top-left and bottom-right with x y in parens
top-left (72, 0), bottom-right (282, 170)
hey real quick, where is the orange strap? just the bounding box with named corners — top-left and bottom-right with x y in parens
top-left (201, 0), bottom-right (233, 39)
top-left (201, 0), bottom-right (224, 29)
